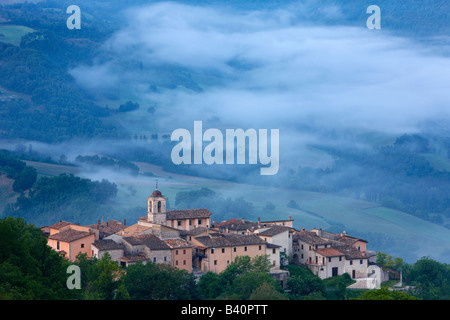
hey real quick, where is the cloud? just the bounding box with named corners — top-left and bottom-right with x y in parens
top-left (70, 1), bottom-right (450, 148)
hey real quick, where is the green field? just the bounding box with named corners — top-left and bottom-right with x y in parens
top-left (0, 25), bottom-right (35, 46)
top-left (20, 160), bottom-right (450, 263)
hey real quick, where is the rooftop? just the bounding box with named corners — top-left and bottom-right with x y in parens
top-left (48, 229), bottom-right (93, 242)
top-left (257, 225), bottom-right (290, 237)
top-left (123, 234), bottom-right (171, 251)
top-left (117, 224), bottom-right (151, 237)
top-left (48, 221), bottom-right (75, 230)
top-left (92, 239), bottom-right (125, 251)
top-left (293, 230), bottom-right (331, 245)
top-left (165, 208), bottom-right (212, 220)
top-left (194, 233), bottom-right (266, 248)
top-left (215, 218), bottom-right (259, 231)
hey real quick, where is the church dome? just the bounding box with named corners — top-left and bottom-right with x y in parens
top-left (152, 189), bottom-right (162, 197)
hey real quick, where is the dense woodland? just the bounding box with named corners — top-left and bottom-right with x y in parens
top-left (1, 150), bottom-right (118, 226)
top-left (0, 216), bottom-right (449, 300)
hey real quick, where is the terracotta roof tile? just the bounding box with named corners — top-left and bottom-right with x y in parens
top-left (92, 239), bottom-right (125, 251)
top-left (123, 234), bottom-right (170, 250)
top-left (48, 229), bottom-right (93, 242)
top-left (48, 221), bottom-right (74, 230)
top-left (316, 247), bottom-right (344, 257)
top-left (165, 208), bottom-right (212, 220)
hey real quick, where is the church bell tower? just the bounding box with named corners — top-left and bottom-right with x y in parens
top-left (147, 180), bottom-right (167, 225)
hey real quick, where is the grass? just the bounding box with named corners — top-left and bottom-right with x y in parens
top-left (0, 25), bottom-right (35, 46)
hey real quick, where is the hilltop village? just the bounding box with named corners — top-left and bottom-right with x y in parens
top-left (41, 187), bottom-right (386, 289)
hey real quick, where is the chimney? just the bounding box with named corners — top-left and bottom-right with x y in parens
top-left (242, 217), bottom-right (245, 222)
top-left (124, 219), bottom-right (126, 226)
top-left (257, 217), bottom-right (260, 227)
top-left (288, 216), bottom-right (292, 220)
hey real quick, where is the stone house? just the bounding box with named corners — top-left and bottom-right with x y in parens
top-left (254, 225), bottom-right (293, 258)
top-left (190, 233), bottom-right (267, 273)
top-left (92, 239), bottom-right (125, 261)
top-left (43, 221), bottom-right (100, 261)
top-left (163, 238), bottom-right (193, 272)
top-left (119, 234), bottom-right (172, 268)
top-left (293, 228), bottom-right (370, 280)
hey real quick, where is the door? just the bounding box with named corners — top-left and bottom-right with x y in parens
top-left (332, 267), bottom-right (338, 277)
top-left (352, 270), bottom-right (356, 278)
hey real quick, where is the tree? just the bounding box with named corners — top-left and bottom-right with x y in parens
top-left (12, 166), bottom-right (37, 192)
top-left (357, 287), bottom-right (419, 300)
top-left (198, 271), bottom-right (225, 300)
top-left (75, 252), bottom-right (128, 300)
top-left (124, 262), bottom-right (200, 300)
top-left (404, 257), bottom-right (450, 300)
top-left (249, 282), bottom-right (287, 300)
top-left (0, 217), bottom-right (77, 299)
top-left (376, 251), bottom-right (404, 272)
top-left (286, 265), bottom-right (326, 299)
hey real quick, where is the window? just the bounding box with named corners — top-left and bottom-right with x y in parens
top-left (301, 244), bottom-right (304, 250)
top-left (309, 246), bottom-right (312, 251)
top-left (214, 260), bottom-right (217, 265)
top-left (157, 201), bottom-right (161, 212)
top-left (183, 260), bottom-right (186, 265)
top-left (233, 247), bottom-right (236, 252)
top-left (189, 220), bottom-right (192, 225)
top-left (177, 221), bottom-right (182, 226)
top-left (222, 248), bottom-right (225, 253)
top-left (339, 256), bottom-right (342, 261)
top-left (164, 256), bottom-right (167, 262)
top-left (153, 257), bottom-right (157, 262)
top-left (176, 250), bottom-right (179, 255)
top-left (350, 260), bottom-right (353, 265)
top-left (183, 249), bottom-right (186, 254)
top-left (176, 260), bottom-right (179, 265)
top-left (360, 260), bottom-right (363, 264)
top-left (259, 245), bottom-right (261, 250)
top-left (198, 219), bottom-right (202, 225)
top-left (211, 248), bottom-right (215, 254)
top-left (328, 257), bottom-right (332, 262)
top-left (272, 248), bottom-right (276, 254)
top-left (81, 243), bottom-right (84, 248)
top-left (244, 246), bottom-right (247, 252)
top-left (57, 241), bottom-right (60, 250)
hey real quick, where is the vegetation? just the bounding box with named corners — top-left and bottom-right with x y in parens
top-left (198, 255), bottom-right (286, 300)
top-left (0, 216), bottom-right (76, 299)
top-left (1, 150), bottom-right (118, 226)
top-left (0, 149), bottom-right (37, 193)
top-left (75, 155), bottom-right (140, 176)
